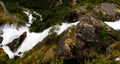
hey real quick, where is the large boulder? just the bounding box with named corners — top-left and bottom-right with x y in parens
top-left (7, 32), bottom-right (27, 52)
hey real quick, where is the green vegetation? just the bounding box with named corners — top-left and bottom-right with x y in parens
top-left (50, 56), bottom-right (65, 64)
top-left (3, 0), bottom-right (120, 32)
top-left (86, 3), bottom-right (94, 11)
top-left (45, 26), bottom-right (59, 45)
top-left (90, 55), bottom-right (112, 64)
top-left (0, 49), bottom-right (8, 64)
top-left (1, 0), bottom-right (120, 64)
top-left (96, 25), bottom-right (109, 39)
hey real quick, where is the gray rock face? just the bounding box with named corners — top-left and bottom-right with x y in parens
top-left (93, 3), bottom-right (120, 21)
top-left (7, 32), bottom-right (27, 52)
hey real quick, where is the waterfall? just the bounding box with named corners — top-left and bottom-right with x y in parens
top-left (0, 11), bottom-right (79, 58)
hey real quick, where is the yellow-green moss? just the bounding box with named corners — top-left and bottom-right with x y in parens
top-left (0, 49), bottom-right (8, 64)
top-left (65, 27), bottom-right (76, 46)
top-left (41, 44), bottom-right (57, 63)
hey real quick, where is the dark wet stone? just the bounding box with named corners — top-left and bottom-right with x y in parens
top-left (63, 11), bottom-right (79, 23)
top-left (7, 32), bottom-right (27, 52)
top-left (0, 36), bottom-right (3, 44)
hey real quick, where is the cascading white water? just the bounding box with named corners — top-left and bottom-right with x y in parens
top-left (105, 20), bottom-right (120, 30)
top-left (23, 11), bottom-right (36, 26)
top-left (0, 11), bottom-right (79, 58)
top-left (1, 24), bottom-right (29, 45)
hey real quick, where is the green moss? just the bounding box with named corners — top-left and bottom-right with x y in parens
top-left (90, 55), bottom-right (112, 64)
top-left (96, 25), bottom-right (109, 39)
top-left (86, 3), bottom-right (94, 11)
top-left (45, 32), bottom-right (58, 45)
top-left (50, 56), bottom-right (65, 64)
top-left (6, 59), bottom-right (16, 64)
top-left (0, 15), bottom-right (15, 23)
top-left (0, 49), bottom-right (8, 64)
top-left (2, 1), bottom-right (22, 13)
top-left (12, 12), bottom-right (28, 22)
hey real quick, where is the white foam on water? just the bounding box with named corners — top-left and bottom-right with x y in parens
top-left (105, 20), bottom-right (120, 30)
top-left (1, 24), bottom-right (28, 45)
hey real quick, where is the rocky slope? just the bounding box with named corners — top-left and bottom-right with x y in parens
top-left (0, 1), bottom-right (120, 64)
top-left (3, 3), bottom-right (120, 64)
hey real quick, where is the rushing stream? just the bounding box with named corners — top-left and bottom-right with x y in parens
top-left (0, 11), bottom-right (79, 58)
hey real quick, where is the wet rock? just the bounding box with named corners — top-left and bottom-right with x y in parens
top-left (7, 32), bottom-right (27, 52)
top-left (7, 38), bottom-right (18, 52)
top-left (19, 32), bottom-right (27, 44)
top-left (14, 52), bottom-right (24, 59)
top-left (0, 36), bottom-right (3, 44)
top-left (63, 11), bottom-right (79, 23)
top-left (0, 22), bottom-right (3, 26)
top-left (14, 55), bottom-right (20, 59)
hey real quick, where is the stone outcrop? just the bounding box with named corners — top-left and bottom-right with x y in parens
top-left (6, 32), bottom-right (27, 52)
top-left (55, 17), bottom-right (118, 64)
